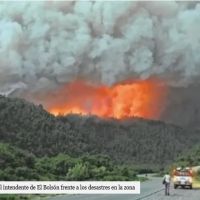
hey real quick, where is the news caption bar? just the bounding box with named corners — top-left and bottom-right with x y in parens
top-left (0, 181), bottom-right (140, 194)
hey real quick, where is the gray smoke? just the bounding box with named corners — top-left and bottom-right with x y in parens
top-left (0, 1), bottom-right (200, 97)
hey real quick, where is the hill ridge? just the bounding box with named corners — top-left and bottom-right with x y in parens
top-left (0, 95), bottom-right (200, 168)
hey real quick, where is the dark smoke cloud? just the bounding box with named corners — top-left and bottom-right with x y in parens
top-left (0, 1), bottom-right (200, 97)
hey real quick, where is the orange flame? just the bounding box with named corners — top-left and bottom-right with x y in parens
top-left (47, 79), bottom-right (167, 119)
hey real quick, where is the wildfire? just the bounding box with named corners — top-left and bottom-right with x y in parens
top-left (47, 79), bottom-right (167, 119)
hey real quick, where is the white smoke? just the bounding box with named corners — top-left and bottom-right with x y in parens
top-left (0, 1), bottom-right (200, 97)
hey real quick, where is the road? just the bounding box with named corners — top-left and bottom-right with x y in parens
top-left (46, 177), bottom-right (200, 200)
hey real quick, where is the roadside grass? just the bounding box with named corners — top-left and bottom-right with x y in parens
top-left (193, 177), bottom-right (200, 189)
top-left (0, 195), bottom-right (30, 200)
top-left (152, 173), bottom-right (163, 178)
top-left (138, 176), bottom-right (148, 182)
top-left (0, 194), bottom-right (57, 200)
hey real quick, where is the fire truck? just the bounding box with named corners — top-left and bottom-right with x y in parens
top-left (173, 167), bottom-right (193, 189)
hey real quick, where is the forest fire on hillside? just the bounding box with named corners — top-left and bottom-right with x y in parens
top-left (47, 79), bottom-right (167, 119)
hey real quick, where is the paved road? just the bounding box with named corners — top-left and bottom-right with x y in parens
top-left (46, 177), bottom-right (200, 200)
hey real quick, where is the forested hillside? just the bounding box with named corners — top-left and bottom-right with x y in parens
top-left (175, 145), bottom-right (200, 167)
top-left (0, 95), bottom-right (200, 168)
top-left (0, 143), bottom-right (139, 181)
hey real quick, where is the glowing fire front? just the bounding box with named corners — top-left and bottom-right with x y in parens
top-left (47, 79), bottom-right (167, 119)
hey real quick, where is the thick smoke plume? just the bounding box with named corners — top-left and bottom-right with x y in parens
top-left (0, 1), bottom-right (200, 99)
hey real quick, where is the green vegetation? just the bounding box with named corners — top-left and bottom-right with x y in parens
top-left (1, 95), bottom-right (200, 169)
top-left (0, 143), bottom-right (139, 181)
top-left (0, 195), bottom-right (31, 200)
top-left (1, 96), bottom-right (200, 199)
top-left (0, 142), bottom-right (141, 200)
top-left (0, 194), bottom-right (52, 200)
top-left (173, 145), bottom-right (200, 167)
